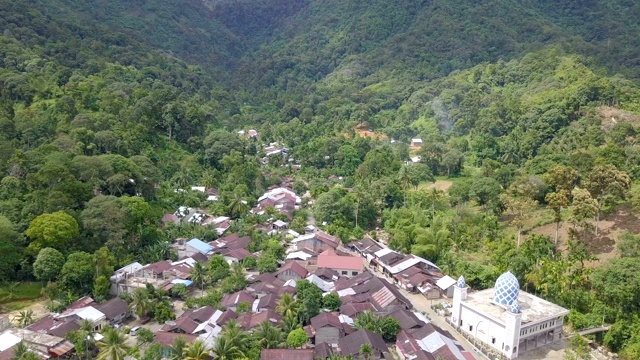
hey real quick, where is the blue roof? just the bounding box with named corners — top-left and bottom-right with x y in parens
top-left (171, 279), bottom-right (193, 286)
top-left (186, 238), bottom-right (213, 254)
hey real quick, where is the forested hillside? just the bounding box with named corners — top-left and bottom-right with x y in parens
top-left (3, 0), bottom-right (640, 358)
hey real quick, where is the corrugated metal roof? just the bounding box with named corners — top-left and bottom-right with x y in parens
top-left (186, 238), bottom-right (213, 254)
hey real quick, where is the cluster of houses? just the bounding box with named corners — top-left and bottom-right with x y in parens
top-left (0, 296), bottom-right (130, 359)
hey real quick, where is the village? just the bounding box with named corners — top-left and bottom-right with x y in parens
top-left (0, 165), bottom-right (571, 360)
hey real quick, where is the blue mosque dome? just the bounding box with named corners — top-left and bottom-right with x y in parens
top-left (510, 302), bottom-right (520, 314)
top-left (457, 275), bottom-right (466, 288)
top-left (494, 271), bottom-right (520, 305)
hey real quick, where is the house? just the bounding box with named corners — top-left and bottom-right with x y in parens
top-left (317, 249), bottom-right (363, 278)
top-left (95, 297), bottom-right (129, 325)
top-left (56, 306), bottom-right (106, 332)
top-left (161, 214), bottom-right (180, 226)
top-left (221, 290), bottom-right (256, 311)
top-left (338, 329), bottom-right (388, 359)
top-left (260, 349), bottom-right (314, 360)
top-left (236, 310), bottom-right (282, 331)
top-left (291, 231), bottom-right (339, 253)
top-left (337, 272), bottom-right (412, 312)
top-left (274, 261), bottom-right (308, 281)
top-left (396, 325), bottom-right (475, 360)
top-left (0, 328), bottom-right (75, 359)
top-left (223, 248), bottom-right (253, 264)
top-left (272, 220), bottom-right (288, 231)
top-left (27, 315), bottom-right (81, 338)
top-left (411, 138), bottom-right (423, 147)
top-left (154, 332), bottom-right (198, 357)
top-left (211, 233), bottom-right (251, 253)
top-left (339, 302), bottom-right (376, 318)
top-left (309, 312), bottom-right (345, 345)
top-left (252, 294), bottom-right (279, 312)
top-left (388, 309), bottom-right (427, 334)
top-left (436, 275), bottom-right (457, 298)
top-left (349, 236), bottom-right (384, 256)
top-left (314, 267), bottom-right (339, 281)
top-left (110, 262), bottom-right (144, 295)
top-left (185, 238), bottom-right (213, 256)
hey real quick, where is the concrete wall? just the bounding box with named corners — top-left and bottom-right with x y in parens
top-left (459, 305), bottom-right (507, 355)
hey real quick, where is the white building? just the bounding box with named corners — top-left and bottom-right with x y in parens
top-left (451, 271), bottom-right (569, 359)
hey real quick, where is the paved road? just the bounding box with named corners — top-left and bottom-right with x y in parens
top-left (366, 268), bottom-right (486, 359)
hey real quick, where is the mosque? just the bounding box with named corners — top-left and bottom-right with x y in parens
top-left (451, 271), bottom-right (569, 359)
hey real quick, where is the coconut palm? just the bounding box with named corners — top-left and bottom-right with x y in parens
top-left (169, 336), bottom-right (187, 360)
top-left (13, 309), bottom-right (34, 328)
top-left (228, 193), bottom-right (249, 219)
top-left (281, 313), bottom-right (300, 334)
top-left (359, 343), bottom-right (373, 360)
top-left (219, 320), bottom-right (250, 354)
top-left (354, 311), bottom-right (378, 331)
top-left (96, 328), bottom-right (130, 360)
top-left (129, 288), bottom-right (150, 319)
top-left (211, 336), bottom-right (244, 360)
top-left (276, 293), bottom-right (299, 318)
top-left (253, 321), bottom-right (284, 349)
top-left (11, 341), bottom-right (40, 360)
top-left (190, 261), bottom-right (207, 295)
top-left (79, 319), bottom-right (97, 360)
top-left (183, 340), bottom-right (211, 360)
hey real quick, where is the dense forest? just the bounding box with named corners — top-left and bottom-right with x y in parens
top-left (3, 0), bottom-right (640, 358)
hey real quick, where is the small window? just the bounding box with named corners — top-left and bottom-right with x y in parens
top-left (352, 271), bottom-right (358, 276)
top-left (492, 338), bottom-right (496, 345)
top-left (342, 271), bottom-right (348, 275)
top-left (469, 325), bottom-right (473, 331)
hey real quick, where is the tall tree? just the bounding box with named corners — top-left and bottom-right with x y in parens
top-left (190, 261), bottom-right (207, 295)
top-left (583, 165), bottom-right (631, 236)
top-left (25, 211), bottom-right (79, 254)
top-left (96, 328), bottom-right (130, 360)
top-left (32, 247), bottom-right (65, 282)
top-left (183, 340), bottom-right (211, 360)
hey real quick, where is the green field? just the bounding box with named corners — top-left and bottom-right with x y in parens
top-left (0, 282), bottom-right (43, 312)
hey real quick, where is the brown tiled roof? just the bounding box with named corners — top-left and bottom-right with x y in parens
top-left (256, 294), bottom-right (278, 310)
top-left (161, 316), bottom-right (199, 334)
top-left (274, 261), bottom-right (308, 278)
top-left (95, 297), bottom-right (128, 321)
top-left (216, 310), bottom-right (237, 326)
top-left (338, 329), bottom-right (388, 357)
top-left (154, 332), bottom-right (198, 348)
top-left (67, 296), bottom-right (95, 310)
top-left (221, 291), bottom-right (255, 308)
top-left (189, 306), bottom-right (217, 323)
top-left (146, 260), bottom-right (172, 275)
top-left (237, 310), bottom-right (282, 330)
top-left (388, 309), bottom-right (426, 332)
top-left (188, 252), bottom-right (208, 263)
top-left (339, 302), bottom-right (375, 317)
top-left (314, 267), bottom-right (339, 280)
top-left (310, 312), bottom-right (342, 330)
top-left (314, 342), bottom-right (333, 359)
top-left (260, 349), bottom-right (314, 360)
top-left (223, 248), bottom-right (252, 261)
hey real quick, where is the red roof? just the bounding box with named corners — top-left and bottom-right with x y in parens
top-left (317, 253), bottom-right (363, 272)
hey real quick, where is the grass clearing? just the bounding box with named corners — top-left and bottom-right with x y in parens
top-left (0, 282), bottom-right (43, 305)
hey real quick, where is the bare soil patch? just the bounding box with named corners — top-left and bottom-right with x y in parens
top-left (598, 106), bottom-right (640, 132)
top-left (419, 180), bottom-right (453, 193)
top-left (526, 206), bottom-right (640, 266)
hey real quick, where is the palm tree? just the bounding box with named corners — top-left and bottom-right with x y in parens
top-left (219, 320), bottom-right (250, 354)
top-left (228, 193), bottom-right (249, 219)
top-left (281, 313), bottom-right (300, 334)
top-left (79, 319), bottom-right (97, 360)
top-left (11, 342), bottom-right (40, 360)
top-left (129, 288), bottom-right (150, 319)
top-left (190, 261), bottom-right (207, 295)
top-left (276, 293), bottom-right (299, 318)
top-left (96, 328), bottom-right (130, 360)
top-left (13, 309), bottom-right (34, 328)
top-left (183, 340), bottom-right (211, 360)
top-left (359, 343), bottom-right (373, 360)
top-left (169, 336), bottom-right (187, 360)
top-left (253, 321), bottom-right (283, 349)
top-left (211, 337), bottom-right (244, 360)
top-left (354, 311), bottom-right (378, 331)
